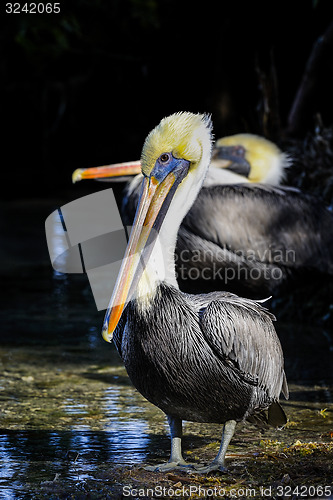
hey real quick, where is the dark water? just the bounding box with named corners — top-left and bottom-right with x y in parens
top-left (1, 199), bottom-right (333, 499)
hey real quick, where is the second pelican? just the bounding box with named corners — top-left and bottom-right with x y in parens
top-left (73, 133), bottom-right (333, 298)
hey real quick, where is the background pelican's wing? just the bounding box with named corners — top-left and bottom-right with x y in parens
top-left (195, 294), bottom-right (288, 401)
top-left (176, 224), bottom-right (288, 296)
top-left (182, 184), bottom-right (333, 275)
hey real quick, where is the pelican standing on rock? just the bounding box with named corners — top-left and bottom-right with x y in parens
top-left (102, 112), bottom-right (288, 472)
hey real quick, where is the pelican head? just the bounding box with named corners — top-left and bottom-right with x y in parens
top-left (102, 112), bottom-right (213, 342)
top-left (215, 133), bottom-right (290, 185)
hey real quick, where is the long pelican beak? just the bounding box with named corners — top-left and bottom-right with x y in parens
top-left (102, 155), bottom-right (190, 342)
top-left (72, 161), bottom-right (141, 183)
top-left (212, 145), bottom-right (251, 178)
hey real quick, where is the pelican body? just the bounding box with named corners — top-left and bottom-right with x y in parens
top-left (116, 283), bottom-right (286, 426)
top-left (103, 112), bottom-right (288, 472)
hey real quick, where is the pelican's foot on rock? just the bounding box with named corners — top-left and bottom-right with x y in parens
top-left (192, 461), bottom-right (227, 474)
top-left (145, 460), bottom-right (194, 472)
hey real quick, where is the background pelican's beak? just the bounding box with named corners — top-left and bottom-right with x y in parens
top-left (102, 156), bottom-right (190, 342)
top-left (72, 161), bottom-right (141, 183)
top-left (212, 145), bottom-right (251, 178)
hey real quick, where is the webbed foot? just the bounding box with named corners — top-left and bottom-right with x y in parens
top-left (145, 460), bottom-right (194, 472)
top-left (192, 460), bottom-right (227, 474)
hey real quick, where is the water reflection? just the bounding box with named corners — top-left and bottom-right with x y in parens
top-left (102, 386), bottom-right (152, 460)
top-left (0, 338), bottom-right (162, 498)
top-left (0, 353), bottom-right (331, 499)
top-left (0, 427), bottom-right (153, 498)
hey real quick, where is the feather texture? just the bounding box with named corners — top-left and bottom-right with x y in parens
top-left (113, 283), bottom-right (287, 426)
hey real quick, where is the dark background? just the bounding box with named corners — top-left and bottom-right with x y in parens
top-left (2, 0), bottom-right (333, 201)
top-left (1, 6), bottom-right (333, 496)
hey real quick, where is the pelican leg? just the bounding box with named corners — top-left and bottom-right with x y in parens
top-left (193, 419), bottom-right (236, 474)
top-left (145, 416), bottom-right (194, 472)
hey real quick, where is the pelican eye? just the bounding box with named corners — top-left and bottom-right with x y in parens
top-left (159, 153), bottom-right (172, 164)
top-left (234, 145), bottom-right (246, 157)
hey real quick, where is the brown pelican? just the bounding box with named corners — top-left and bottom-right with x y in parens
top-left (102, 112), bottom-right (288, 472)
top-left (73, 133), bottom-right (333, 299)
